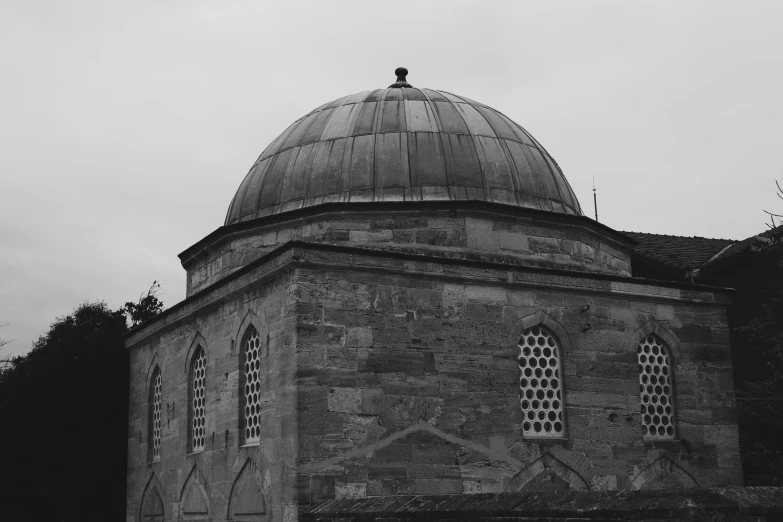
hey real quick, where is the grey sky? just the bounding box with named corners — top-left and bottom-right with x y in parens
top-left (2, 0), bottom-right (782, 357)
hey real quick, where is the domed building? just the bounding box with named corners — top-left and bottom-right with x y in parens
top-left (125, 70), bottom-right (742, 521)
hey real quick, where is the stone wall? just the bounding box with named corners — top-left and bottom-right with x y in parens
top-left (125, 271), bottom-right (298, 522)
top-left (125, 239), bottom-right (741, 521)
top-left (293, 259), bottom-right (741, 504)
top-left (182, 205), bottom-right (633, 297)
top-left (302, 487), bottom-right (783, 521)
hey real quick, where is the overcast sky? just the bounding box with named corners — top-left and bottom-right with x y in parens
top-left (2, 0), bottom-right (782, 357)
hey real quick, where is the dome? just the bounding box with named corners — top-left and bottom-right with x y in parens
top-left (225, 72), bottom-right (582, 225)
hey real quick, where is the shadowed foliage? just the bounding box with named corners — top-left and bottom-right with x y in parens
top-left (0, 288), bottom-right (162, 521)
top-left (721, 231), bottom-right (783, 486)
top-left (625, 215), bottom-right (783, 486)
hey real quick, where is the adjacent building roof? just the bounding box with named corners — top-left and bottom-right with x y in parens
top-left (702, 224), bottom-right (783, 267)
top-left (224, 70), bottom-right (583, 225)
top-left (623, 225), bottom-right (783, 278)
top-left (621, 231), bottom-right (735, 271)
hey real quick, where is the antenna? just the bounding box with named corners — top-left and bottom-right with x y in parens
top-left (593, 177), bottom-right (598, 222)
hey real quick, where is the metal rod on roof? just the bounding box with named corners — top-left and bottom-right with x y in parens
top-left (593, 177), bottom-right (599, 222)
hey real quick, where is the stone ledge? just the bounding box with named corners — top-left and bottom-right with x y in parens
top-left (302, 487), bottom-right (783, 521)
top-left (126, 240), bottom-right (733, 349)
top-left (179, 200), bottom-right (636, 266)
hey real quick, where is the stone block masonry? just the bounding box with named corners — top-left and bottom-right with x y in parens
top-left (127, 223), bottom-right (740, 522)
top-left (293, 251), bottom-right (741, 504)
top-left (125, 271), bottom-right (300, 522)
top-left (180, 203), bottom-right (635, 297)
top-left (301, 487), bottom-right (783, 521)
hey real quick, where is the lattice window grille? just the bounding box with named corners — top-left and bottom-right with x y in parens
top-left (638, 335), bottom-right (675, 440)
top-left (242, 328), bottom-right (263, 444)
top-left (191, 349), bottom-right (206, 452)
top-left (151, 369), bottom-right (162, 461)
top-left (518, 326), bottom-right (565, 438)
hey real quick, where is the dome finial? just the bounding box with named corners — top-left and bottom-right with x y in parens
top-left (389, 67), bottom-right (412, 88)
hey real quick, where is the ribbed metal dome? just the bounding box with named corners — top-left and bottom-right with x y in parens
top-left (225, 85), bottom-right (582, 225)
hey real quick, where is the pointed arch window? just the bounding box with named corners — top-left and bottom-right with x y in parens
top-left (518, 325), bottom-right (565, 438)
top-left (140, 475), bottom-right (165, 521)
top-left (149, 366), bottom-right (162, 462)
top-left (638, 334), bottom-right (675, 440)
top-left (241, 326), bottom-right (263, 444)
top-left (189, 347), bottom-right (207, 453)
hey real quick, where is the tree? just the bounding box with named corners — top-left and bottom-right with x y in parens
top-left (0, 285), bottom-right (163, 521)
top-left (0, 322), bottom-right (11, 349)
top-left (763, 180), bottom-right (783, 229)
top-left (0, 322), bottom-right (12, 371)
top-left (726, 183), bottom-right (783, 485)
top-left (123, 280), bottom-right (164, 327)
top-left (735, 230), bottom-right (783, 485)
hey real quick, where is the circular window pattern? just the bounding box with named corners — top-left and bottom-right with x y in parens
top-left (152, 369), bottom-right (162, 461)
top-left (191, 349), bottom-right (206, 452)
top-left (518, 326), bottom-right (565, 438)
top-left (638, 335), bottom-right (675, 440)
top-left (243, 328), bottom-right (263, 444)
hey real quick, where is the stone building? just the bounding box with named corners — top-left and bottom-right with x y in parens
top-left (125, 69), bottom-right (742, 521)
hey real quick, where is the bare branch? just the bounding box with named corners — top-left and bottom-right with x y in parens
top-left (0, 321), bottom-right (13, 350)
top-left (123, 281), bottom-right (164, 327)
top-left (764, 180), bottom-right (783, 228)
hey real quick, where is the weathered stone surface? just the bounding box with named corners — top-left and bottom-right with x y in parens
top-left (128, 209), bottom-right (741, 522)
top-left (125, 273), bottom-right (296, 521)
top-left (181, 206), bottom-right (636, 297)
top-left (301, 487), bottom-right (783, 521)
top-left (327, 388), bottom-right (362, 413)
top-left (291, 256), bottom-right (740, 503)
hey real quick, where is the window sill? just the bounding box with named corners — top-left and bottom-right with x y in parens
top-left (240, 442), bottom-right (260, 448)
top-left (644, 438), bottom-right (681, 447)
top-left (187, 450), bottom-right (205, 457)
top-left (522, 436), bottom-right (569, 442)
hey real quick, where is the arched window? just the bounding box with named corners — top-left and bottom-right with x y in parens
top-left (637, 334), bottom-right (675, 440)
top-left (518, 326), bottom-right (565, 438)
top-left (149, 366), bottom-right (162, 462)
top-left (241, 326), bottom-right (263, 444)
top-left (188, 347), bottom-right (206, 453)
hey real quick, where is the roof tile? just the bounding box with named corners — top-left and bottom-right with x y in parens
top-left (621, 231), bottom-right (735, 270)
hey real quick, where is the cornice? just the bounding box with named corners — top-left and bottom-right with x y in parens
top-left (178, 200), bottom-right (637, 267)
top-left (127, 240), bottom-right (733, 350)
